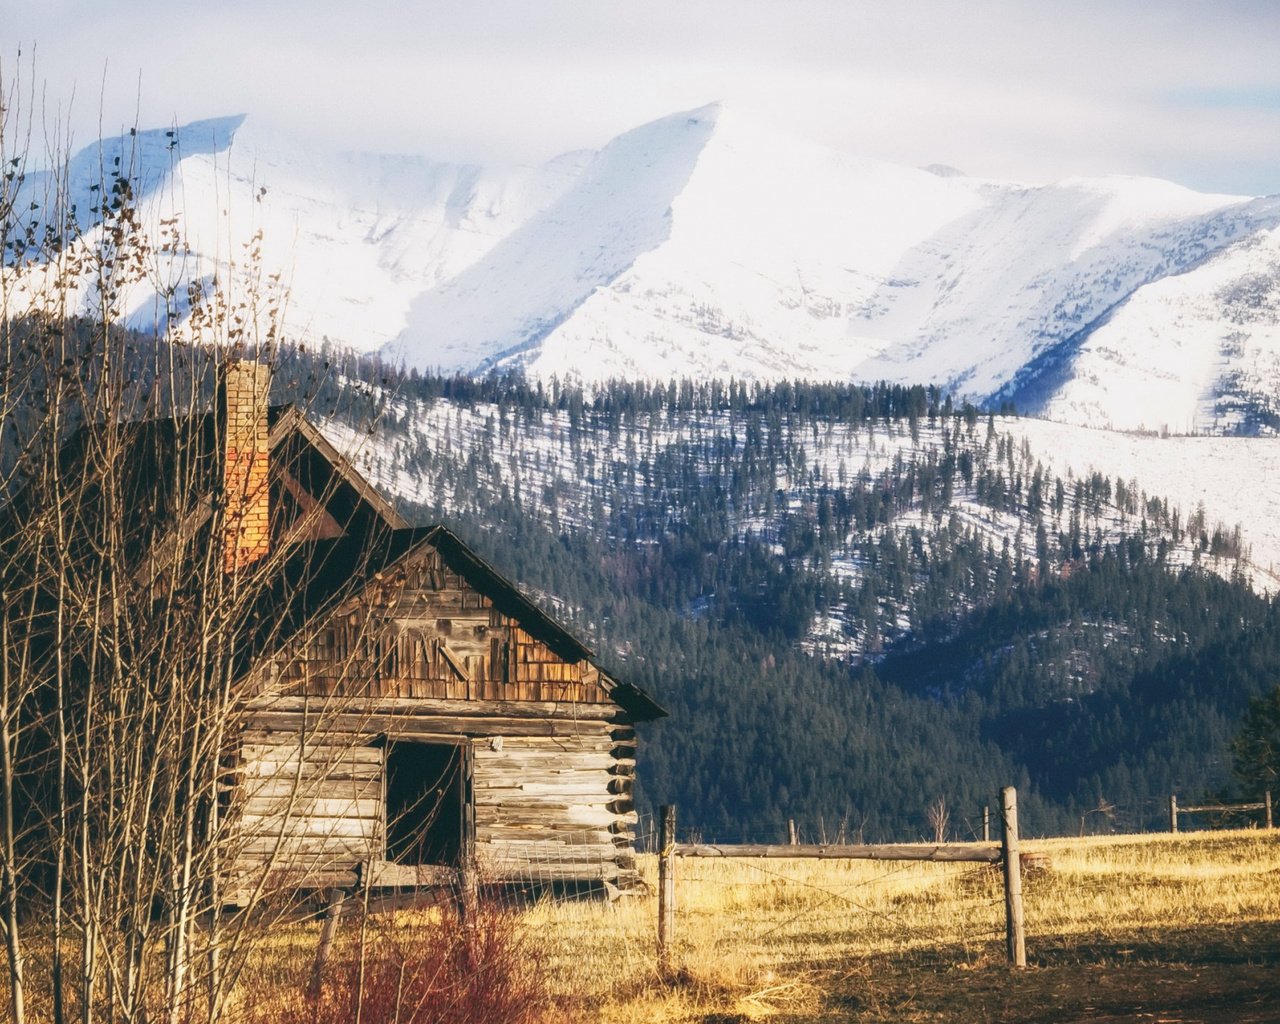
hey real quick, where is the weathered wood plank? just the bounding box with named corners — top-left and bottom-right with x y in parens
top-left (223, 869), bottom-right (359, 903)
top-left (473, 783), bottom-right (611, 798)
top-left (473, 756), bottom-right (622, 773)
top-left (477, 848), bottom-right (620, 867)
top-left (227, 849), bottom-right (367, 868)
top-left (226, 866), bottom-right (360, 886)
top-left (478, 736), bottom-right (621, 751)
top-left (240, 796), bottom-right (383, 820)
top-left (247, 712), bottom-right (616, 739)
top-left (234, 815), bottom-right (377, 840)
top-left (365, 861), bottom-right (457, 888)
top-left (1180, 802), bottom-right (1268, 813)
top-left (477, 807), bottom-right (637, 829)
top-left (478, 837), bottom-right (619, 854)
top-left (438, 643), bottom-right (469, 681)
top-left (474, 797), bottom-right (618, 813)
top-left (238, 743), bottom-right (384, 763)
top-left (234, 837), bottom-right (374, 859)
top-left (475, 749), bottom-right (625, 764)
top-left (477, 824), bottom-right (619, 843)
top-left (475, 862), bottom-right (621, 882)
top-left (240, 727), bottom-right (375, 742)
top-left (674, 842), bottom-right (1001, 863)
top-left (233, 763), bottom-right (380, 783)
top-left (237, 778), bottom-right (380, 801)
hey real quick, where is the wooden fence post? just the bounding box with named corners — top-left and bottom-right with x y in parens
top-left (658, 805), bottom-right (676, 977)
top-left (308, 887), bottom-right (347, 998)
top-left (788, 818), bottom-right (798, 845)
top-left (458, 741), bottom-right (479, 929)
top-left (1266, 791), bottom-right (1273, 830)
top-left (983, 805), bottom-right (990, 843)
top-left (1000, 787), bottom-right (1027, 968)
top-left (1169, 795), bottom-right (1178, 834)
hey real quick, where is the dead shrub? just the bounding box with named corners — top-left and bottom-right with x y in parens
top-left (255, 904), bottom-right (548, 1024)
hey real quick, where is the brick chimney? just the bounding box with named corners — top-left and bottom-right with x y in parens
top-left (220, 360), bottom-right (272, 574)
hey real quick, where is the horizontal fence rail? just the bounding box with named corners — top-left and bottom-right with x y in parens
top-left (673, 842), bottom-right (1002, 863)
top-left (657, 786), bottom-right (1028, 975)
top-left (1169, 791), bottom-right (1273, 832)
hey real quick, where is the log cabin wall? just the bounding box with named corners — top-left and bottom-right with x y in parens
top-left (227, 537), bottom-right (641, 896)
top-left (223, 729), bottom-right (381, 904)
top-left (225, 706), bottom-right (639, 894)
top-left (472, 723), bottom-right (638, 884)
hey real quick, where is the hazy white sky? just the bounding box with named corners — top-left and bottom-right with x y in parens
top-left (7, 0), bottom-right (1280, 194)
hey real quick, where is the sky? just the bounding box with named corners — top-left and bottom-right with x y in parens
top-left (6, 0), bottom-right (1280, 195)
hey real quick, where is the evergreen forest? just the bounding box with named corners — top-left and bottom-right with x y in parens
top-left (6, 328), bottom-right (1274, 842)
top-left (294, 356), bottom-right (1273, 841)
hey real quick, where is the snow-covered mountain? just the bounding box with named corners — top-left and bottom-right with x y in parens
top-left (11, 114), bottom-right (591, 351)
top-left (12, 104), bottom-right (1280, 433)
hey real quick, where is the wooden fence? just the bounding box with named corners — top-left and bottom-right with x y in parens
top-left (1169, 791), bottom-right (1273, 832)
top-left (658, 785), bottom-right (1028, 975)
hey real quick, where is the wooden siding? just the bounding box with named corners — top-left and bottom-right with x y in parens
top-left (223, 729), bottom-right (382, 901)
top-left (252, 543), bottom-right (612, 705)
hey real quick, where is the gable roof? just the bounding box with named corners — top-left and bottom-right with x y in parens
top-left (259, 411), bottom-right (664, 719)
top-left (1, 392), bottom-right (666, 722)
top-left (243, 520), bottom-right (666, 721)
top-left (415, 526), bottom-right (666, 721)
top-left (269, 405), bottom-right (408, 531)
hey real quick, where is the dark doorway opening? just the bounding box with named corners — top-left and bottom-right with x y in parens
top-left (385, 742), bottom-right (463, 866)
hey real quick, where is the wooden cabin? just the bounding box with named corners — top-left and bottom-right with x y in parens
top-left (13, 362), bottom-right (664, 901)
top-left (212, 363), bottom-right (666, 899)
top-left (229, 524), bottom-right (664, 897)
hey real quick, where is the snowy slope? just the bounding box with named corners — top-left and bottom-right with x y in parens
top-left (11, 105), bottom-right (1280, 434)
top-left (1040, 224), bottom-right (1280, 433)
top-left (381, 104), bottom-right (1280, 437)
top-left (11, 115), bottom-right (589, 348)
top-left (1004, 419), bottom-right (1280, 591)
top-left (395, 106), bottom-right (722, 371)
top-left (857, 178), bottom-right (1280, 401)
top-left (322, 389), bottom-right (1280, 632)
top-left (441, 104), bottom-right (989, 380)
top-left (504, 121), bottom-right (1280, 400)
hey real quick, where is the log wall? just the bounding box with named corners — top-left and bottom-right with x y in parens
top-left (224, 703), bottom-right (639, 901)
top-left (472, 723), bottom-right (639, 884)
top-left (223, 729), bottom-right (382, 902)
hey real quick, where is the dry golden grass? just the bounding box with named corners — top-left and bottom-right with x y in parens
top-left (521, 828), bottom-right (1280, 1022)
top-left (6, 829), bottom-right (1279, 1022)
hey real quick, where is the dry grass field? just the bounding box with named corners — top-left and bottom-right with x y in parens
top-left (224, 828), bottom-right (1280, 1023)
top-left (507, 828), bottom-right (1280, 1022)
top-left (7, 829), bottom-right (1280, 1022)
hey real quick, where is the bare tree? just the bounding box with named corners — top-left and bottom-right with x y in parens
top-left (926, 796), bottom-right (950, 844)
top-left (0, 61), bottom-right (395, 1024)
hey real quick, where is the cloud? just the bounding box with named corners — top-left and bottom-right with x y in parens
top-left (6, 1), bottom-right (1280, 194)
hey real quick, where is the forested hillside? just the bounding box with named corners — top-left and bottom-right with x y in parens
top-left (6, 327), bottom-right (1267, 840)
top-left (282, 357), bottom-right (1274, 840)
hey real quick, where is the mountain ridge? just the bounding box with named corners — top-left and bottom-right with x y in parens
top-left (10, 105), bottom-right (1280, 434)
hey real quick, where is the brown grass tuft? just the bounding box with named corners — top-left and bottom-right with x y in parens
top-left (248, 904), bottom-right (548, 1024)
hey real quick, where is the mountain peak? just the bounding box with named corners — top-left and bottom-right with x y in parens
top-left (15, 105), bottom-right (1280, 437)
top-left (166, 113), bottom-right (247, 156)
top-left (679, 100), bottom-right (725, 126)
